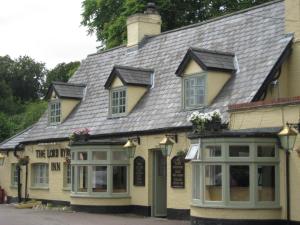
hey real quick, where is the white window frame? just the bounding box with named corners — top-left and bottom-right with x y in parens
top-left (31, 163), bottom-right (49, 188)
top-left (192, 138), bottom-right (280, 208)
top-left (63, 163), bottom-right (71, 190)
top-left (110, 87), bottom-right (127, 117)
top-left (182, 73), bottom-right (206, 109)
top-left (71, 146), bottom-right (130, 198)
top-left (49, 100), bottom-right (61, 125)
top-left (11, 164), bottom-right (18, 187)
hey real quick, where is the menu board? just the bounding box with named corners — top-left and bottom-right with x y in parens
top-left (134, 156), bottom-right (145, 186)
top-left (171, 156), bottom-right (185, 188)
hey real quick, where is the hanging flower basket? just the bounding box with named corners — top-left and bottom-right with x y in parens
top-left (70, 128), bottom-right (91, 142)
top-left (188, 110), bottom-right (224, 134)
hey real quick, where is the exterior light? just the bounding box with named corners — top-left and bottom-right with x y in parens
top-left (123, 137), bottom-right (140, 158)
top-left (278, 124), bottom-right (298, 151)
top-left (0, 153), bottom-right (5, 166)
top-left (159, 134), bottom-right (178, 157)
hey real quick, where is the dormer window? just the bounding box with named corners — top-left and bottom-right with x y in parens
top-left (45, 81), bottom-right (86, 126)
top-left (184, 75), bottom-right (205, 109)
top-left (176, 47), bottom-right (236, 109)
top-left (111, 88), bottom-right (126, 115)
top-left (49, 101), bottom-right (61, 124)
top-left (104, 65), bottom-right (153, 117)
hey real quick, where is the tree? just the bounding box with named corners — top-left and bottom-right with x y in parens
top-left (81, 0), bottom-right (272, 49)
top-left (44, 61), bottom-right (80, 93)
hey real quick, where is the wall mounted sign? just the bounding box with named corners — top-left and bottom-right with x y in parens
top-left (36, 148), bottom-right (70, 159)
top-left (171, 156), bottom-right (185, 188)
top-left (134, 156), bottom-right (145, 186)
top-left (51, 162), bottom-right (61, 171)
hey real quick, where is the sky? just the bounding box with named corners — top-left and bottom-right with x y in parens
top-left (0, 0), bottom-right (98, 69)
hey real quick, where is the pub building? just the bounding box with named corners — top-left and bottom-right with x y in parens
top-left (1, 1), bottom-right (300, 224)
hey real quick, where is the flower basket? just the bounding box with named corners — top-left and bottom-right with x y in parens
top-left (70, 128), bottom-right (90, 142)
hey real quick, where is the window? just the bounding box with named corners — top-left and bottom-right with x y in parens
top-left (49, 101), bottom-right (61, 124)
top-left (71, 147), bottom-right (129, 197)
top-left (183, 75), bottom-right (205, 109)
top-left (63, 163), bottom-right (71, 189)
top-left (111, 89), bottom-right (126, 115)
top-left (32, 164), bottom-right (49, 187)
top-left (11, 164), bottom-right (18, 187)
top-left (192, 139), bottom-right (279, 208)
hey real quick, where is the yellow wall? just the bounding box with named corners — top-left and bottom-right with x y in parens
top-left (61, 99), bottom-right (80, 122)
top-left (126, 13), bottom-right (161, 47)
top-left (183, 60), bottom-right (203, 75)
top-left (111, 77), bottom-right (124, 88)
top-left (0, 142), bottom-right (71, 202)
top-left (285, 0), bottom-right (300, 42)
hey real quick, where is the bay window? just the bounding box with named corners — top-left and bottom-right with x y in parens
top-left (192, 138), bottom-right (279, 208)
top-left (71, 146), bottom-right (129, 197)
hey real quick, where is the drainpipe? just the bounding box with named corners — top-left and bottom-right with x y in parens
top-left (286, 150), bottom-right (291, 225)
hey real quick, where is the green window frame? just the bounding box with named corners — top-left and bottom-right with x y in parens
top-left (183, 74), bottom-right (206, 109)
top-left (192, 138), bottom-right (279, 208)
top-left (11, 164), bottom-right (18, 187)
top-left (49, 101), bottom-right (61, 125)
top-left (71, 146), bottom-right (129, 198)
top-left (110, 88), bottom-right (127, 116)
top-left (31, 163), bottom-right (49, 188)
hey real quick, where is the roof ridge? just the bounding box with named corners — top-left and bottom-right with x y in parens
top-left (52, 81), bottom-right (86, 87)
top-left (190, 47), bottom-right (235, 56)
top-left (86, 0), bottom-right (282, 57)
top-left (114, 65), bottom-right (154, 72)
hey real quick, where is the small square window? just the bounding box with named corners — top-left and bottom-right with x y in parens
top-left (257, 146), bottom-right (275, 157)
top-left (204, 145), bottom-right (222, 158)
top-left (229, 146), bottom-right (249, 157)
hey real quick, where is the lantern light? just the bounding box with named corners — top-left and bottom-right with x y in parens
top-left (159, 134), bottom-right (177, 157)
top-left (278, 124), bottom-right (298, 151)
top-left (123, 137), bottom-right (140, 158)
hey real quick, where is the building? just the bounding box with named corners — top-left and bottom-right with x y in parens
top-left (1, 0), bottom-right (300, 224)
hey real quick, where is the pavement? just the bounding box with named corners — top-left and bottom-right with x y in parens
top-left (0, 204), bottom-right (190, 225)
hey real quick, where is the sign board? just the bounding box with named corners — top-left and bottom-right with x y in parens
top-left (134, 156), bottom-right (145, 186)
top-left (171, 156), bottom-right (185, 188)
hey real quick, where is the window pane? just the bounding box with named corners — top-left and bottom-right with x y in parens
top-left (257, 146), bottom-right (275, 157)
top-left (92, 151), bottom-right (107, 160)
top-left (92, 166), bottom-right (107, 192)
top-left (64, 164), bottom-right (71, 186)
top-left (205, 165), bottom-right (222, 201)
top-left (78, 152), bottom-right (88, 160)
top-left (204, 146), bottom-right (222, 158)
top-left (193, 164), bottom-right (201, 199)
top-left (77, 166), bottom-right (88, 192)
top-left (184, 76), bottom-right (205, 108)
top-left (258, 165), bottom-right (275, 201)
top-left (229, 146), bottom-right (249, 157)
top-left (112, 151), bottom-right (127, 161)
top-left (113, 166), bottom-right (127, 193)
top-left (230, 165), bottom-right (249, 201)
top-left (33, 164), bottom-right (48, 186)
top-left (111, 89), bottom-right (126, 114)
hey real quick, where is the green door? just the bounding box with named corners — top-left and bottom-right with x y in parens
top-left (153, 150), bottom-right (167, 217)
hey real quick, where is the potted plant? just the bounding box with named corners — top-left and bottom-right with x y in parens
top-left (69, 128), bottom-right (91, 142)
top-left (187, 110), bottom-right (224, 133)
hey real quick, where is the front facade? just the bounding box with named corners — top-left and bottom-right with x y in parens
top-left (1, 0), bottom-right (300, 224)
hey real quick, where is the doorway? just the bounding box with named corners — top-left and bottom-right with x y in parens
top-left (152, 150), bottom-right (167, 217)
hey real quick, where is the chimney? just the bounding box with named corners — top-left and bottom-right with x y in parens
top-left (285, 0), bottom-right (300, 41)
top-left (126, 2), bottom-right (162, 47)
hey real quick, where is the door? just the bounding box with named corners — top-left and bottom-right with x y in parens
top-left (152, 150), bottom-right (167, 217)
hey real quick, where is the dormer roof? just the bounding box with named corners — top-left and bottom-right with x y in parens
top-left (45, 81), bottom-right (86, 100)
top-left (175, 48), bottom-right (236, 76)
top-left (104, 65), bottom-right (153, 89)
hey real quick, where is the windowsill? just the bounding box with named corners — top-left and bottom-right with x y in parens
top-left (70, 193), bottom-right (131, 199)
top-left (107, 113), bottom-right (128, 119)
top-left (191, 203), bottom-right (281, 210)
top-left (10, 185), bottom-right (17, 189)
top-left (63, 187), bottom-right (71, 191)
top-left (30, 186), bottom-right (49, 190)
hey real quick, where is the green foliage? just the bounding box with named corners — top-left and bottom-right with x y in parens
top-left (0, 55), bottom-right (79, 143)
top-left (81, 0), bottom-right (272, 49)
top-left (44, 61), bottom-right (80, 93)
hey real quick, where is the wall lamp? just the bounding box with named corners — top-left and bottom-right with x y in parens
top-left (278, 123), bottom-right (298, 151)
top-left (159, 134), bottom-right (178, 157)
top-left (123, 137), bottom-right (140, 158)
top-left (0, 153), bottom-right (5, 166)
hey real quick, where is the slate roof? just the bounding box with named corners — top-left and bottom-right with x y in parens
top-left (0, 0), bottom-right (294, 147)
top-left (104, 65), bottom-right (153, 89)
top-left (175, 48), bottom-right (236, 76)
top-left (0, 126), bottom-right (33, 150)
top-left (45, 81), bottom-right (86, 100)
